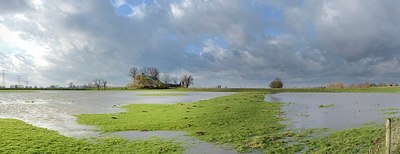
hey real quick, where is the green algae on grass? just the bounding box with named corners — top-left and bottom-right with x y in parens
top-left (0, 119), bottom-right (182, 153)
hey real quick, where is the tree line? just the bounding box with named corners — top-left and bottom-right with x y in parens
top-left (68, 78), bottom-right (108, 90)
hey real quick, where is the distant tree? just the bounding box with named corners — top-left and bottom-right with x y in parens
top-left (181, 74), bottom-right (194, 88)
top-left (171, 76), bottom-right (179, 84)
top-left (93, 79), bottom-right (102, 90)
top-left (161, 74), bottom-right (171, 84)
top-left (68, 82), bottom-right (75, 89)
top-left (269, 78), bottom-right (283, 88)
top-left (102, 80), bottom-right (108, 90)
top-left (148, 67), bottom-right (160, 80)
top-left (129, 67), bottom-right (138, 79)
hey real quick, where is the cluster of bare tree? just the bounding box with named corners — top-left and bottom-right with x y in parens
top-left (128, 67), bottom-right (193, 89)
top-left (67, 80), bottom-right (107, 90)
top-left (180, 74), bottom-right (193, 88)
top-left (93, 79), bottom-right (108, 90)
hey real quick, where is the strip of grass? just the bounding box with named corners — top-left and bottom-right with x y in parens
top-left (137, 93), bottom-right (187, 96)
top-left (0, 119), bottom-right (182, 153)
top-left (77, 92), bottom-right (295, 152)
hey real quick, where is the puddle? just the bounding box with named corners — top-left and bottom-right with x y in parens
top-left (266, 93), bottom-right (400, 130)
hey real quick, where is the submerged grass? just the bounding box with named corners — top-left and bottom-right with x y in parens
top-left (0, 119), bottom-right (182, 153)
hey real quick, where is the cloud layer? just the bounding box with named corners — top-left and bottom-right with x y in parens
top-left (0, 0), bottom-right (399, 87)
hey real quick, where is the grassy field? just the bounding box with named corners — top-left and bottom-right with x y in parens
top-left (305, 125), bottom-right (383, 153)
top-left (0, 119), bottom-right (182, 153)
top-left (77, 92), bottom-right (384, 153)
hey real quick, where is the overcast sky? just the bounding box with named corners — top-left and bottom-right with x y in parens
top-left (0, 0), bottom-right (400, 88)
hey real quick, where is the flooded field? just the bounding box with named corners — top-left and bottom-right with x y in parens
top-left (102, 131), bottom-right (239, 154)
top-left (0, 91), bottom-right (245, 153)
top-left (266, 93), bottom-right (400, 130)
top-left (0, 91), bottom-right (230, 137)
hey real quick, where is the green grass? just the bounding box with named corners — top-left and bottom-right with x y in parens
top-left (77, 92), bottom-right (293, 152)
top-left (77, 92), bottom-right (387, 153)
top-left (137, 93), bottom-right (187, 96)
top-left (319, 104), bottom-right (335, 108)
top-left (306, 125), bottom-right (383, 153)
top-left (0, 119), bottom-right (182, 153)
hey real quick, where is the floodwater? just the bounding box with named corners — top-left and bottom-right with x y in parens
top-left (102, 131), bottom-right (239, 154)
top-left (0, 91), bottom-right (237, 153)
top-left (265, 93), bottom-right (400, 130)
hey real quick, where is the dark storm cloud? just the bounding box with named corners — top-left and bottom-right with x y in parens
top-left (0, 0), bottom-right (399, 87)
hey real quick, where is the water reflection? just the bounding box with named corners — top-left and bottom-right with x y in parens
top-left (265, 93), bottom-right (400, 130)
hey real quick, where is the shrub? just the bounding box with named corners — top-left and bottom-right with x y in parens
top-left (269, 78), bottom-right (283, 88)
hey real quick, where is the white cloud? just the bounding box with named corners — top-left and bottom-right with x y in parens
top-left (0, 0), bottom-right (400, 87)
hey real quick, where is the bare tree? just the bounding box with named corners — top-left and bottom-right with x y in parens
top-left (161, 74), bottom-right (171, 84)
top-left (93, 79), bottom-right (102, 90)
top-left (181, 74), bottom-right (194, 88)
top-left (141, 67), bottom-right (151, 77)
top-left (140, 67), bottom-right (160, 80)
top-left (102, 80), bottom-right (108, 90)
top-left (129, 67), bottom-right (138, 79)
top-left (171, 76), bottom-right (178, 84)
top-left (148, 67), bottom-right (160, 80)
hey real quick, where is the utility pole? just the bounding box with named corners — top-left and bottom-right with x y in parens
top-left (1, 70), bottom-right (5, 88)
top-left (17, 75), bottom-right (20, 88)
top-left (24, 81), bottom-right (28, 88)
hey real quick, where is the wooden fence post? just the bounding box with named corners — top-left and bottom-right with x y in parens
top-left (386, 118), bottom-right (392, 154)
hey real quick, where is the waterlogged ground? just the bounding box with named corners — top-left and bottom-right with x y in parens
top-left (266, 93), bottom-right (400, 130)
top-left (1, 91), bottom-right (385, 153)
top-left (102, 131), bottom-right (239, 154)
top-left (0, 91), bottom-right (229, 137)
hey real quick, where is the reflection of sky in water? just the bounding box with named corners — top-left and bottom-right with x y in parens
top-left (0, 91), bottom-right (230, 137)
top-left (265, 93), bottom-right (400, 130)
